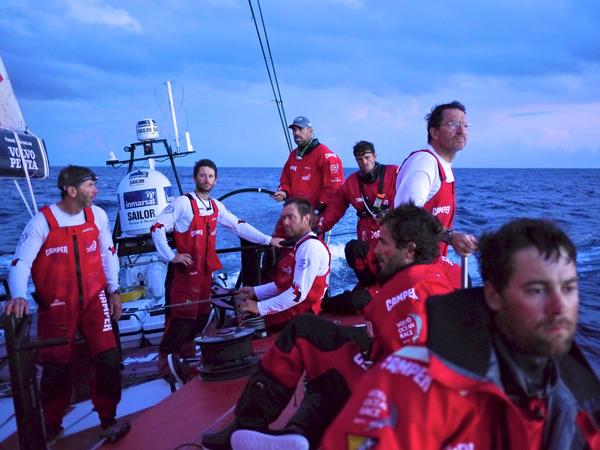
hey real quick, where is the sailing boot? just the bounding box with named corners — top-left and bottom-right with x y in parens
top-left (201, 366), bottom-right (295, 450)
top-left (230, 369), bottom-right (351, 449)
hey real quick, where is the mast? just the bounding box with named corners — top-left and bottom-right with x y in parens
top-left (166, 81), bottom-right (181, 153)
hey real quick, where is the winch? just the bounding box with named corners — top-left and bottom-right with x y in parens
top-left (195, 327), bottom-right (260, 381)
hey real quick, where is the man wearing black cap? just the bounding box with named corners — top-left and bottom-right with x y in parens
top-left (272, 116), bottom-right (344, 236)
top-left (317, 141), bottom-right (398, 296)
top-left (4, 165), bottom-right (122, 443)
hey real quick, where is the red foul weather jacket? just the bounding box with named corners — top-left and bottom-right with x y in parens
top-left (322, 288), bottom-right (600, 450)
top-left (319, 164), bottom-right (399, 244)
top-left (363, 256), bottom-right (461, 361)
top-left (278, 142), bottom-right (344, 209)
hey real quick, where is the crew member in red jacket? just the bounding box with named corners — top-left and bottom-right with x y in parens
top-left (394, 101), bottom-right (477, 256)
top-left (271, 116), bottom-right (344, 237)
top-left (201, 204), bottom-right (460, 450)
top-left (322, 218), bottom-right (600, 450)
top-left (4, 166), bottom-right (122, 443)
top-left (317, 141), bottom-right (398, 285)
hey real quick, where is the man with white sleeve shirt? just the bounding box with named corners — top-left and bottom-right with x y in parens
top-left (394, 100), bottom-right (478, 256)
top-left (150, 158), bottom-right (282, 377)
top-left (3, 165), bottom-right (122, 443)
top-left (236, 196), bottom-right (331, 331)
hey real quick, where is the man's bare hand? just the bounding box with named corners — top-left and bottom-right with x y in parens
top-left (109, 291), bottom-right (122, 321)
top-left (236, 286), bottom-right (256, 301)
top-left (239, 299), bottom-right (259, 315)
top-left (172, 253), bottom-right (193, 266)
top-left (451, 231), bottom-right (478, 256)
top-left (3, 297), bottom-right (29, 318)
top-left (270, 237), bottom-right (284, 248)
top-left (272, 191), bottom-right (287, 202)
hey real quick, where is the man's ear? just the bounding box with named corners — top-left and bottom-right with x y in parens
top-left (65, 185), bottom-right (78, 198)
top-left (429, 127), bottom-right (438, 142)
top-left (402, 242), bottom-right (416, 264)
top-left (483, 281), bottom-right (502, 312)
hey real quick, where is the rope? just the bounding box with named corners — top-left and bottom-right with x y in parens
top-left (247, 0), bottom-right (293, 152)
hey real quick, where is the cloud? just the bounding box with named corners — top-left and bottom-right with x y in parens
top-left (59, 0), bottom-right (142, 32)
top-left (508, 111), bottom-right (557, 118)
top-left (328, 0), bottom-right (363, 9)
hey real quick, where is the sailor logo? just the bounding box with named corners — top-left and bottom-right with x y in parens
top-left (290, 165), bottom-right (297, 172)
top-left (432, 205), bottom-right (451, 216)
top-left (45, 245), bottom-right (68, 257)
top-left (85, 240), bottom-right (98, 253)
top-left (385, 288), bottom-right (418, 311)
top-left (396, 313), bottom-right (423, 343)
top-left (191, 229), bottom-right (204, 237)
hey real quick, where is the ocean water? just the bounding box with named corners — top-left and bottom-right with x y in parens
top-left (0, 165), bottom-right (598, 370)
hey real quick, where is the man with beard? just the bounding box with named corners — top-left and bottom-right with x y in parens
top-left (150, 159), bottom-right (282, 378)
top-left (4, 165), bottom-right (122, 443)
top-left (236, 197), bottom-right (331, 331)
top-left (321, 218), bottom-right (600, 450)
top-left (317, 140), bottom-right (398, 291)
top-left (201, 204), bottom-right (460, 450)
top-left (271, 116), bottom-right (344, 236)
top-left (395, 101), bottom-right (478, 256)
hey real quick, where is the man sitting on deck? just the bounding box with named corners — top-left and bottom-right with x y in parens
top-left (321, 218), bottom-right (600, 450)
top-left (201, 204), bottom-right (460, 450)
top-left (236, 196), bottom-right (331, 331)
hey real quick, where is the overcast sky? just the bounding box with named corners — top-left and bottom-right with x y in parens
top-left (2, 0), bottom-right (600, 168)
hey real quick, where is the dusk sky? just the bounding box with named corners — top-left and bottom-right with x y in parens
top-left (2, 0), bottom-right (600, 169)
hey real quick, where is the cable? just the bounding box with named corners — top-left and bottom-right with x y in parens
top-left (247, 0), bottom-right (293, 152)
top-left (256, 0), bottom-right (292, 149)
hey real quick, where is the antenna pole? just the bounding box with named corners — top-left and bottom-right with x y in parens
top-left (166, 81), bottom-right (181, 153)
